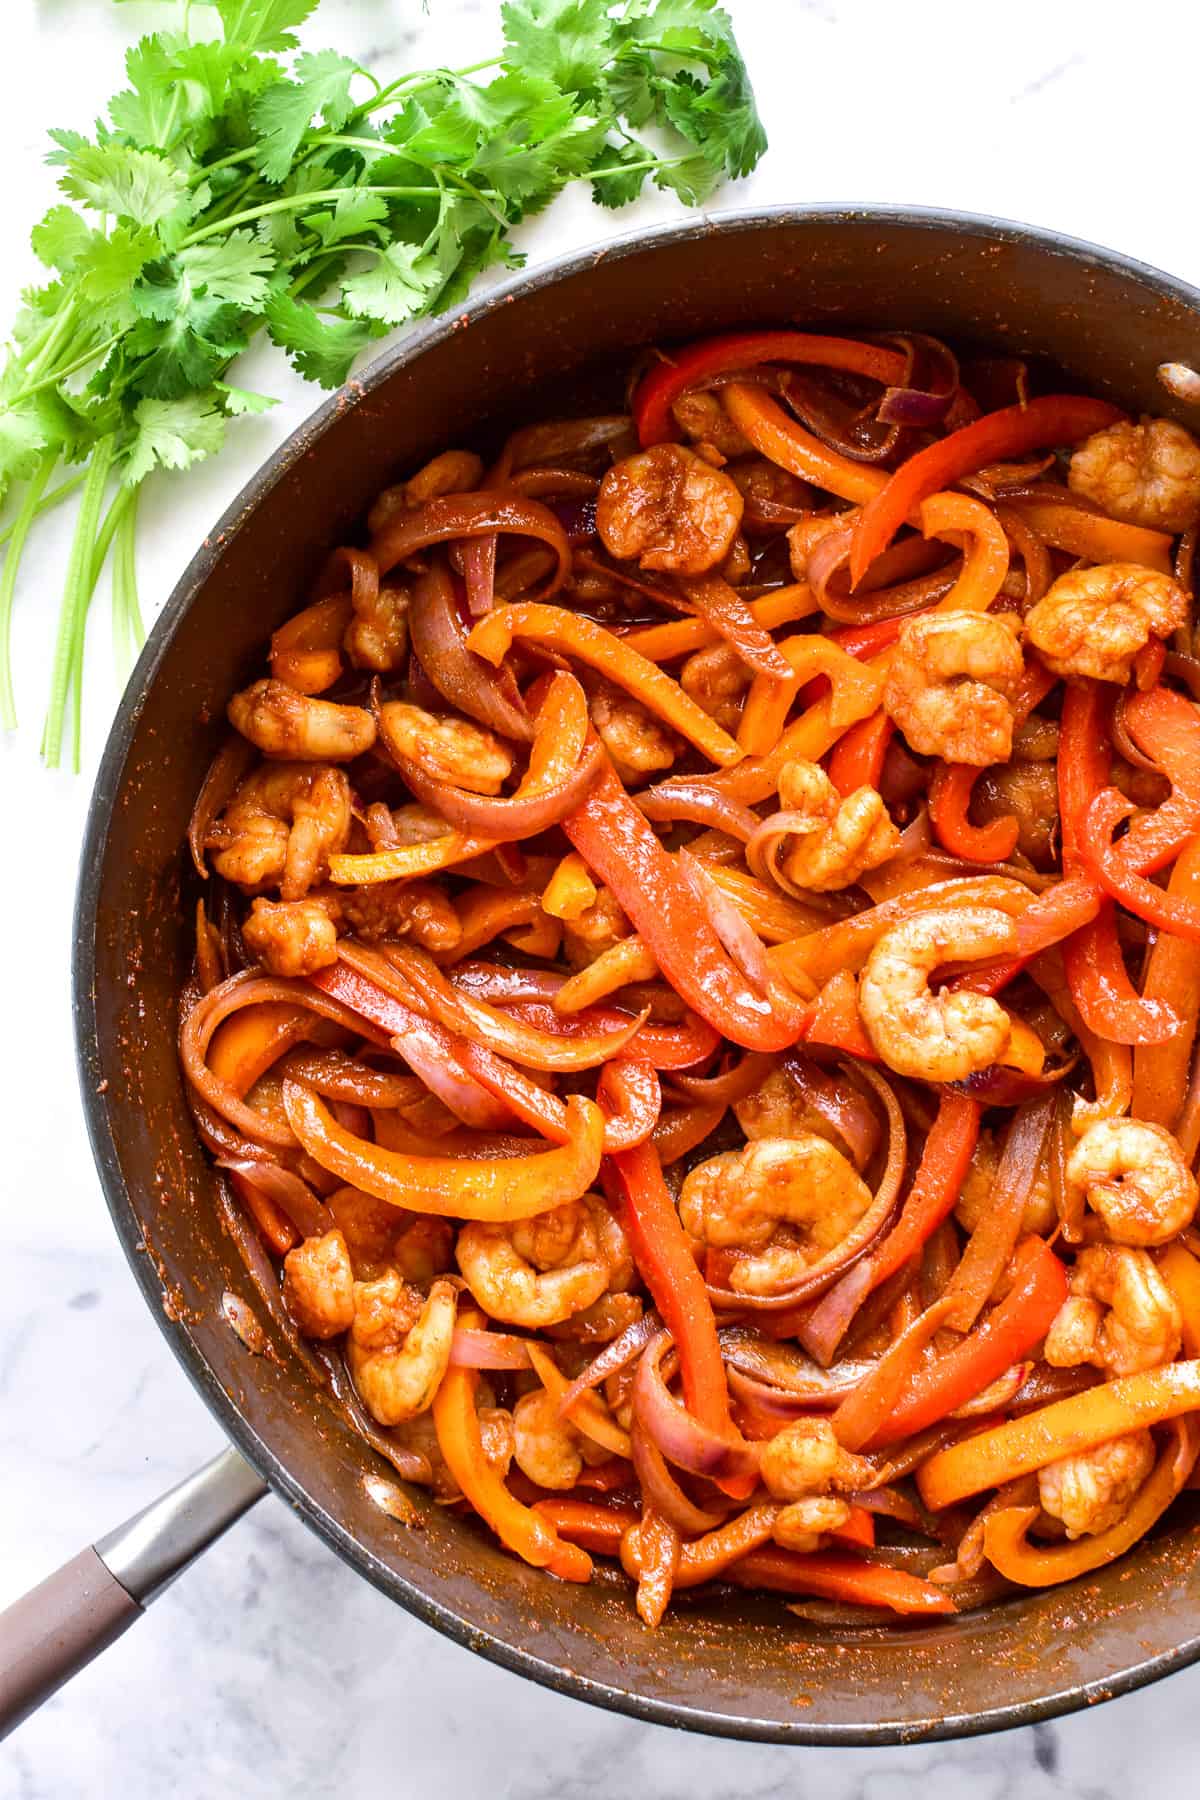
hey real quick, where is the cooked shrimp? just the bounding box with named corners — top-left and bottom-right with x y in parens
top-left (884, 610), bottom-right (1024, 766)
top-left (772, 1496), bottom-right (852, 1552)
top-left (680, 641), bottom-right (751, 735)
top-left (243, 895), bottom-right (339, 977)
top-left (456, 1196), bottom-right (632, 1328)
top-left (344, 580), bottom-right (410, 672)
top-left (377, 700), bottom-right (513, 794)
top-left (774, 758), bottom-right (899, 892)
top-left (735, 1065), bottom-right (848, 1146)
top-left (346, 1272), bottom-right (457, 1426)
top-left (1038, 1428), bottom-right (1156, 1539)
top-left (671, 390), bottom-right (752, 459)
top-left (1024, 563), bottom-right (1188, 684)
top-left (858, 905), bottom-right (1017, 1082)
top-left (787, 513), bottom-right (851, 582)
top-left (589, 681), bottom-right (678, 780)
top-left (1044, 1245), bottom-right (1181, 1377)
top-left (678, 1136), bottom-right (873, 1295)
top-left (596, 442), bottom-right (744, 576)
top-left (367, 450), bottom-right (486, 534)
top-left (956, 1127), bottom-right (1056, 1237)
top-left (1069, 417), bottom-right (1200, 533)
top-left (1067, 1118), bottom-right (1198, 1246)
top-left (562, 887), bottom-right (632, 969)
top-left (729, 457), bottom-right (814, 523)
top-left (760, 1418), bottom-right (873, 1499)
top-left (282, 1229), bottom-right (355, 1338)
top-left (206, 762), bottom-right (351, 900)
top-left (228, 678), bottom-right (376, 761)
top-left (512, 1389), bottom-right (584, 1491)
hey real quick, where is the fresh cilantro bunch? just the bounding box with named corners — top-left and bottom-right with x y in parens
top-left (0, 0), bottom-right (765, 768)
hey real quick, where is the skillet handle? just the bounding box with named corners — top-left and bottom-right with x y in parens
top-left (0, 1445), bottom-right (266, 1739)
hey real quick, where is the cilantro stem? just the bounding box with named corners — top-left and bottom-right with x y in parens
top-left (591, 154), bottom-right (692, 178)
top-left (8, 334), bottom-right (122, 407)
top-left (0, 469), bottom-right (85, 553)
top-left (180, 186), bottom-right (446, 245)
top-left (112, 484), bottom-right (143, 683)
top-left (21, 297), bottom-right (78, 381)
top-left (41, 434), bottom-right (113, 770)
top-left (354, 59), bottom-right (502, 119)
top-left (0, 451), bottom-right (56, 732)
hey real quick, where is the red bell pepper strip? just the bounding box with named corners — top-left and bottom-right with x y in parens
top-left (606, 1141), bottom-right (735, 1441)
top-left (953, 875), bottom-right (1103, 998)
top-left (533, 1498), bottom-right (638, 1555)
top-left (729, 1547), bottom-right (956, 1616)
top-left (1081, 789), bottom-right (1200, 942)
top-left (1108, 685), bottom-right (1200, 877)
top-left (862, 1090), bottom-right (982, 1291)
top-left (632, 331), bottom-right (908, 447)
top-left (1058, 679), bottom-right (1111, 871)
top-left (1061, 901), bottom-right (1178, 1045)
top-left (800, 970), bottom-right (879, 1060)
top-left (929, 762), bottom-right (1018, 863)
top-left (827, 710), bottom-right (895, 797)
top-left (564, 760), bottom-right (801, 1052)
top-left (849, 394), bottom-right (1125, 584)
top-left (828, 1504), bottom-right (876, 1549)
top-left (868, 1237), bottom-right (1069, 1448)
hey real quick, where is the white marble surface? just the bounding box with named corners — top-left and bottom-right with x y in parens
top-left (4, 0), bottom-right (1200, 1793)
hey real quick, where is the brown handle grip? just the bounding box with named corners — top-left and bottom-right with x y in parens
top-left (0, 1547), bottom-right (141, 1738)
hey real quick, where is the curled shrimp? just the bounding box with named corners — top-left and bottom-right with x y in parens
top-left (760, 1418), bottom-right (872, 1500)
top-left (455, 1196), bottom-right (632, 1328)
top-left (1024, 563), bottom-right (1188, 684)
top-left (206, 762), bottom-right (351, 900)
top-left (772, 1497), bottom-right (853, 1552)
top-left (512, 1389), bottom-right (586, 1490)
top-left (956, 1127), bottom-right (1056, 1237)
top-left (680, 641), bottom-right (751, 735)
top-left (678, 1136), bottom-right (873, 1295)
top-left (1038, 1428), bottom-right (1156, 1539)
top-left (1067, 1118), bottom-right (1198, 1246)
top-left (377, 701), bottom-right (514, 794)
top-left (1069, 417), bottom-right (1200, 533)
top-left (346, 1272), bottom-right (458, 1426)
top-left (228, 678), bottom-right (376, 760)
top-left (596, 442), bottom-right (744, 576)
top-left (772, 758), bottom-right (899, 893)
top-left (344, 580), bottom-right (410, 672)
top-left (243, 897), bottom-right (339, 977)
top-left (282, 1229), bottom-right (356, 1338)
top-left (884, 609), bottom-right (1024, 766)
top-left (858, 905), bottom-right (1017, 1081)
top-left (1045, 1244), bottom-right (1181, 1377)
top-left (242, 876), bottom-right (463, 978)
top-left (327, 1187), bottom-right (454, 1283)
top-left (589, 681), bottom-right (678, 780)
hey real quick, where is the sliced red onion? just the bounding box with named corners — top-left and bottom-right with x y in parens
top-left (408, 560), bottom-right (532, 742)
top-left (637, 781), bottom-right (761, 845)
top-left (631, 1424), bottom-right (732, 1535)
top-left (556, 1310), bottom-right (661, 1417)
top-left (632, 1332), bottom-right (758, 1481)
top-left (449, 1327), bottom-right (535, 1370)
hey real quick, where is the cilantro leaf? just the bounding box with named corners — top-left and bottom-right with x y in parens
top-left (658, 62), bottom-right (766, 178)
top-left (263, 290), bottom-right (379, 387)
top-left (251, 50), bottom-right (363, 181)
top-left (122, 392), bottom-right (227, 486)
top-left (58, 142), bottom-right (192, 231)
top-left (0, 404), bottom-right (49, 494)
top-left (214, 0), bottom-right (321, 52)
top-left (31, 208), bottom-right (96, 275)
top-left (179, 231), bottom-right (276, 306)
top-left (500, 0), bottom-right (612, 97)
top-left (302, 188), bottom-right (389, 248)
top-left (215, 380), bottom-right (279, 415)
top-left (590, 138), bottom-right (650, 208)
top-left (340, 242), bottom-right (448, 327)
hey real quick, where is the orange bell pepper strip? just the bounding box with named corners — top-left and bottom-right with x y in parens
top-left (282, 1079), bottom-right (604, 1220)
top-left (541, 851), bottom-right (598, 921)
top-left (1003, 495), bottom-right (1174, 576)
top-left (929, 762), bottom-right (1019, 863)
top-left (565, 761), bottom-right (802, 1052)
top-left (434, 887), bottom-right (538, 963)
top-left (828, 1504), bottom-right (876, 1549)
top-left (702, 864), bottom-right (832, 946)
top-left (554, 935), bottom-right (660, 1012)
top-left (917, 1360), bottom-right (1200, 1510)
top-left (919, 492), bottom-right (1010, 613)
top-left (675, 573), bottom-right (792, 681)
top-left (737, 633), bottom-right (887, 756)
top-left (869, 1238), bottom-right (1068, 1447)
top-left (729, 1546), bottom-right (956, 1616)
top-left (622, 583), bottom-right (817, 663)
top-left (208, 1002), bottom-right (322, 1096)
top-left (1108, 685), bottom-right (1200, 877)
top-left (827, 710), bottom-right (894, 796)
top-left (724, 384), bottom-right (891, 507)
top-left (468, 603), bottom-right (741, 766)
top-left (630, 1507), bottom-right (682, 1627)
top-left (1158, 1241), bottom-right (1200, 1354)
top-left (632, 331), bottom-right (908, 446)
top-left (849, 394), bottom-right (1125, 584)
top-left (533, 1498), bottom-right (638, 1554)
top-left (982, 1417), bottom-right (1199, 1586)
top-left (434, 1338), bottom-right (593, 1582)
top-left (269, 593), bottom-right (352, 693)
